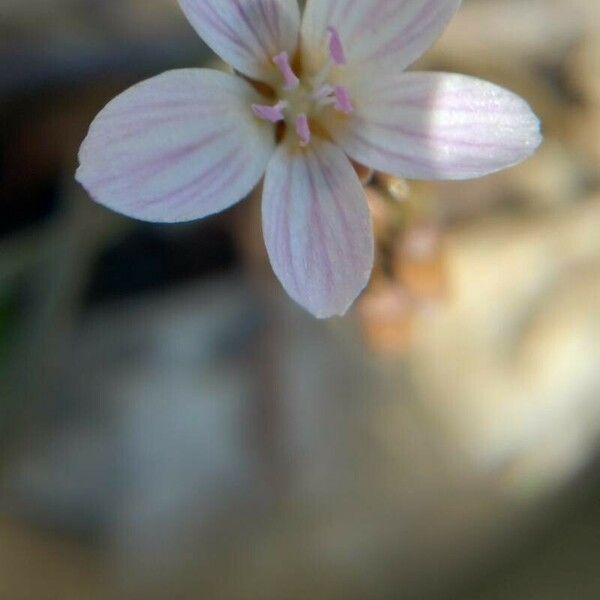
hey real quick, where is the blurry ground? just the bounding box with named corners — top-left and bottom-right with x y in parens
top-left (1, 1), bottom-right (600, 599)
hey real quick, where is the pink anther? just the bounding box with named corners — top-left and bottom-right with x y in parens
top-left (295, 114), bottom-right (311, 147)
top-left (334, 86), bottom-right (354, 114)
top-left (327, 27), bottom-right (347, 66)
top-left (252, 100), bottom-right (288, 123)
top-left (273, 52), bottom-right (300, 90)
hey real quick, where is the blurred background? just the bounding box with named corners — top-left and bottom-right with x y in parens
top-left (1, 1), bottom-right (599, 598)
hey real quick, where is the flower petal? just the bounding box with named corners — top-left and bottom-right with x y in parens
top-left (178, 0), bottom-right (300, 83)
top-left (262, 137), bottom-right (374, 318)
top-left (327, 72), bottom-right (543, 180)
top-left (76, 69), bottom-right (275, 222)
top-left (301, 0), bottom-right (461, 75)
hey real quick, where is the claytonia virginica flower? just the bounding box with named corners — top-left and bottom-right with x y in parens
top-left (76, 0), bottom-right (542, 318)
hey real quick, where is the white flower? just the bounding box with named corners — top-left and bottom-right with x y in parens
top-left (76, 0), bottom-right (542, 318)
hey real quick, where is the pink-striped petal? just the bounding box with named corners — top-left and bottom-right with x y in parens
top-left (76, 69), bottom-right (275, 222)
top-left (301, 0), bottom-right (461, 75)
top-left (262, 138), bottom-right (374, 318)
top-left (327, 72), bottom-right (542, 180)
top-left (178, 0), bottom-right (300, 83)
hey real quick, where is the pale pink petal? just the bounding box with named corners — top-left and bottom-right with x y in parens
top-left (327, 72), bottom-right (542, 180)
top-left (262, 138), bottom-right (374, 318)
top-left (178, 0), bottom-right (300, 83)
top-left (301, 0), bottom-right (461, 75)
top-left (76, 69), bottom-right (275, 222)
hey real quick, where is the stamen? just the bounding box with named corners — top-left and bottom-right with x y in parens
top-left (273, 52), bottom-right (299, 90)
top-left (327, 26), bottom-right (347, 66)
top-left (334, 86), bottom-right (354, 114)
top-left (251, 100), bottom-right (288, 123)
top-left (295, 114), bottom-right (311, 147)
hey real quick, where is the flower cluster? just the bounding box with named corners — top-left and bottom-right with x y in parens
top-left (77, 0), bottom-right (541, 318)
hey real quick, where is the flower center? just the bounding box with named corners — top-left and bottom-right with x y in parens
top-left (251, 27), bottom-right (354, 148)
